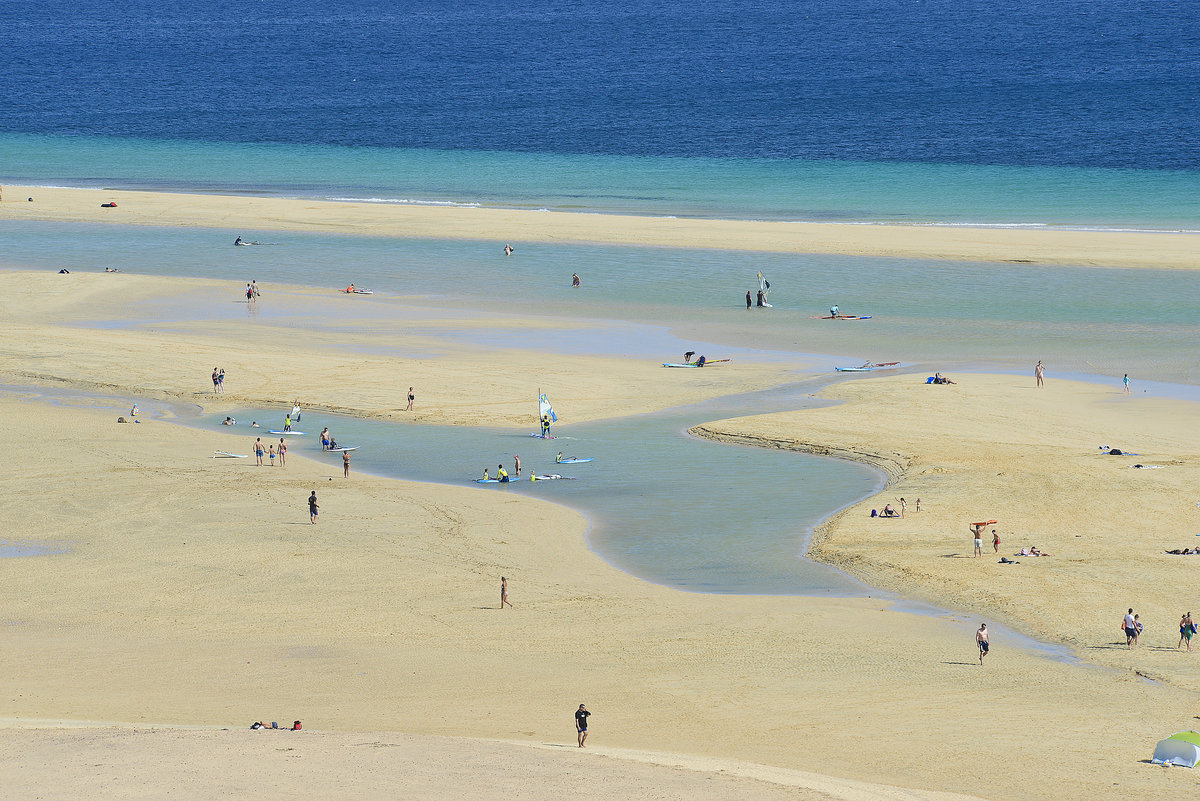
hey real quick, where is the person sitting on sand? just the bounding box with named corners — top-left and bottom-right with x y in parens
top-left (882, 503), bottom-right (897, 517)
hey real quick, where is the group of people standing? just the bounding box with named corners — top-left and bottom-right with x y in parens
top-left (1121, 608), bottom-right (1197, 652)
top-left (252, 436), bottom-right (287, 467)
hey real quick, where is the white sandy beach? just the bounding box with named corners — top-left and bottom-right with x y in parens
top-left (2, 261), bottom-right (1200, 800)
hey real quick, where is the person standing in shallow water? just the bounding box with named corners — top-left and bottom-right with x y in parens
top-left (746, 290), bottom-right (752, 309)
top-left (1035, 360), bottom-right (1045, 387)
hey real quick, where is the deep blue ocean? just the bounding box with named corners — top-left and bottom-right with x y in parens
top-left (1, 0), bottom-right (1198, 223)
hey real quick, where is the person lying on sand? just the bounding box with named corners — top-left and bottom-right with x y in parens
top-left (1166, 548), bottom-right (1197, 555)
top-left (1019, 546), bottom-right (1051, 557)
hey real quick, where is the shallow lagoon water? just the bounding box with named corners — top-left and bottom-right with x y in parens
top-left (204, 386), bottom-right (883, 596)
top-left (6, 218), bottom-right (1200, 382)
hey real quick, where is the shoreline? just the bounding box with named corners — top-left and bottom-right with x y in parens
top-left (693, 373), bottom-right (1200, 692)
top-left (2, 184), bottom-right (1199, 269)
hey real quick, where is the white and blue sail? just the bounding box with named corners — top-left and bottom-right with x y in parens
top-left (757, 271), bottom-right (773, 307)
top-left (539, 393), bottom-right (558, 423)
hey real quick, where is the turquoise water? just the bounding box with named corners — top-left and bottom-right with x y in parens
top-left (6, 219), bottom-right (1200, 385)
top-left (3, 133), bottom-right (1199, 228)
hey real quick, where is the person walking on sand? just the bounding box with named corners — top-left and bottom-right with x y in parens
top-left (343, 450), bottom-right (351, 478)
top-left (915, 498), bottom-right (921, 512)
top-left (513, 454), bottom-right (522, 477)
top-left (1035, 360), bottom-right (1045, 387)
top-left (1123, 608), bottom-right (1138, 648)
top-left (218, 369), bottom-right (225, 391)
top-left (899, 497), bottom-right (907, 518)
top-left (308, 491), bottom-right (319, 524)
top-left (278, 438), bottom-right (287, 467)
top-left (971, 523), bottom-right (985, 557)
top-left (268, 444), bottom-right (276, 466)
top-left (992, 529), bottom-right (1001, 554)
top-left (1179, 612), bottom-right (1196, 652)
top-left (575, 704), bottom-right (590, 747)
top-left (1123, 374), bottom-right (1130, 395)
top-left (254, 437), bottom-right (265, 466)
top-left (977, 623), bottom-right (989, 665)
top-left (501, 576), bottom-right (513, 609)
top-left (212, 368), bottom-right (220, 393)
top-left (406, 387), bottom-right (415, 412)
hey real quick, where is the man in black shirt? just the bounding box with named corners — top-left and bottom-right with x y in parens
top-left (575, 704), bottom-right (590, 748)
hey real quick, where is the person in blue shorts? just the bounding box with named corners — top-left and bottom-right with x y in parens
top-left (575, 704), bottom-right (590, 747)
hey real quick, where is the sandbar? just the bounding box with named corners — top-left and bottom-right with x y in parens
top-left (3, 184), bottom-right (1199, 269)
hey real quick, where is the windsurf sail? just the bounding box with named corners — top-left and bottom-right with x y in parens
top-left (539, 393), bottom-right (558, 423)
top-left (757, 271), bottom-right (771, 301)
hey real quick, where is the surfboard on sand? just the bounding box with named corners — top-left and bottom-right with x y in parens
top-left (212, 451), bottom-right (248, 458)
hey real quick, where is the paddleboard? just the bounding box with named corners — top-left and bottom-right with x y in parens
top-left (268, 430), bottom-right (306, 435)
top-left (815, 315), bottom-right (872, 320)
top-left (327, 447), bottom-right (359, 452)
top-left (555, 457), bottom-right (594, 464)
top-left (529, 433), bottom-right (557, 438)
top-left (530, 474), bottom-right (575, 481)
top-left (343, 289), bottom-right (374, 294)
top-left (212, 451), bottom-right (248, 458)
